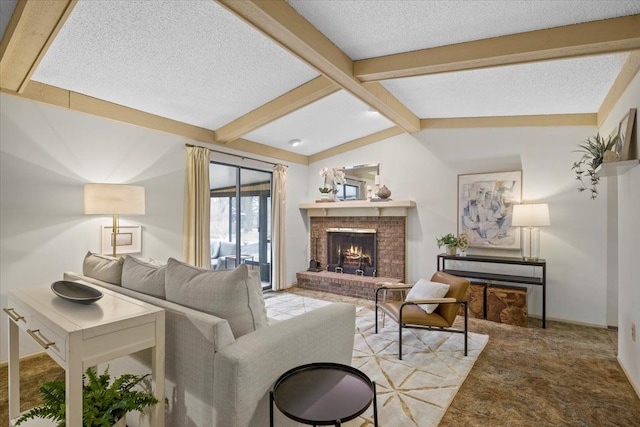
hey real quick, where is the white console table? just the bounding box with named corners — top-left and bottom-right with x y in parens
top-left (5, 284), bottom-right (165, 426)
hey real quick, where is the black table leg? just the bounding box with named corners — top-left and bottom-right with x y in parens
top-left (270, 390), bottom-right (274, 427)
top-left (373, 381), bottom-right (378, 427)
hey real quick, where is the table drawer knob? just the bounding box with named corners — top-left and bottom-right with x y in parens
top-left (3, 308), bottom-right (25, 322)
top-left (27, 329), bottom-right (55, 349)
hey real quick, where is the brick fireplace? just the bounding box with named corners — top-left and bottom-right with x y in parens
top-left (297, 214), bottom-right (408, 299)
top-left (309, 216), bottom-right (406, 279)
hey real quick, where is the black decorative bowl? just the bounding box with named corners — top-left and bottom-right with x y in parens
top-left (51, 281), bottom-right (103, 304)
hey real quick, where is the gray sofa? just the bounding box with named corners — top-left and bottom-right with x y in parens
top-left (64, 253), bottom-right (356, 427)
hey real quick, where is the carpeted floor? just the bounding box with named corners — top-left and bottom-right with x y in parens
top-left (3, 287), bottom-right (639, 426)
top-left (266, 291), bottom-right (488, 426)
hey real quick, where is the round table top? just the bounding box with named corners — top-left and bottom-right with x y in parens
top-left (272, 362), bottom-right (375, 425)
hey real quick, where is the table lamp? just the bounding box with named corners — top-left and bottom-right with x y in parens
top-left (511, 203), bottom-right (550, 261)
top-left (84, 184), bottom-right (145, 257)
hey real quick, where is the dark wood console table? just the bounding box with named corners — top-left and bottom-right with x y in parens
top-left (437, 254), bottom-right (547, 328)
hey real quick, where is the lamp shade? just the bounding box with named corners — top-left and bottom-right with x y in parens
top-left (84, 184), bottom-right (145, 215)
top-left (511, 203), bottom-right (550, 227)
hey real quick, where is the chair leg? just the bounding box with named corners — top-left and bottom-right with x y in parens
top-left (398, 310), bottom-right (403, 360)
top-left (381, 289), bottom-right (386, 328)
top-left (375, 300), bottom-right (379, 334)
top-left (463, 301), bottom-right (468, 356)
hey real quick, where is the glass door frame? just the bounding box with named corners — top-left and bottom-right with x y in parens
top-left (210, 161), bottom-right (272, 290)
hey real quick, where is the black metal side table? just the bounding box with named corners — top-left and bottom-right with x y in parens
top-left (270, 362), bottom-right (378, 427)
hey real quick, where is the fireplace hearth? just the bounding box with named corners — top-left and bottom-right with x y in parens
top-left (326, 228), bottom-right (377, 276)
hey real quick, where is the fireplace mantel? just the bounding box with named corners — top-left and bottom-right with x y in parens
top-left (299, 200), bottom-right (416, 217)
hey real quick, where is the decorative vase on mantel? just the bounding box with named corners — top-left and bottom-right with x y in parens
top-left (376, 185), bottom-right (391, 199)
top-left (445, 245), bottom-right (457, 256)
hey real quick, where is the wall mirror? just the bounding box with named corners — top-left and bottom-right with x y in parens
top-left (336, 163), bottom-right (379, 200)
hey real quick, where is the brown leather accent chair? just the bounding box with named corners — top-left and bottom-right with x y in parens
top-left (375, 271), bottom-right (470, 359)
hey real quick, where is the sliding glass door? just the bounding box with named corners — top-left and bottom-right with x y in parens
top-left (210, 162), bottom-right (272, 289)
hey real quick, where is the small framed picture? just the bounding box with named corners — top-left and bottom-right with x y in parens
top-left (616, 108), bottom-right (636, 161)
top-left (101, 225), bottom-right (142, 255)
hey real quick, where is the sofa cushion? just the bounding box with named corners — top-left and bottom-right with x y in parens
top-left (165, 258), bottom-right (268, 338)
top-left (82, 252), bottom-right (124, 285)
top-left (121, 255), bottom-right (166, 299)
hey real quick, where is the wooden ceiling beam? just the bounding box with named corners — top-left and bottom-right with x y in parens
top-left (0, 0), bottom-right (77, 93)
top-left (597, 50), bottom-right (640, 128)
top-left (421, 114), bottom-right (597, 129)
top-left (216, 0), bottom-right (420, 133)
top-left (216, 76), bottom-right (339, 144)
top-left (355, 14), bottom-right (640, 82)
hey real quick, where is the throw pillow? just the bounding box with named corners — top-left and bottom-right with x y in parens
top-left (405, 279), bottom-right (450, 314)
top-left (82, 252), bottom-right (124, 285)
top-left (122, 255), bottom-right (167, 299)
top-left (165, 258), bottom-right (268, 338)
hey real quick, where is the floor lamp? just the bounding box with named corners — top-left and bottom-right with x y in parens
top-left (512, 203), bottom-right (550, 261)
top-left (84, 184), bottom-right (145, 257)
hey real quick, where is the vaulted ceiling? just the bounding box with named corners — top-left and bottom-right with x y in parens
top-left (1, 0), bottom-right (639, 165)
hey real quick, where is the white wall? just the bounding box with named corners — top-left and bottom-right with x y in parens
top-left (0, 94), bottom-right (308, 362)
top-left (308, 125), bottom-right (615, 328)
top-left (599, 71), bottom-right (640, 395)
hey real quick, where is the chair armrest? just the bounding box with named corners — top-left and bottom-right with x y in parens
top-left (376, 282), bottom-right (413, 289)
top-left (405, 297), bottom-right (458, 304)
top-left (213, 303), bottom-right (356, 427)
top-left (375, 283), bottom-right (413, 302)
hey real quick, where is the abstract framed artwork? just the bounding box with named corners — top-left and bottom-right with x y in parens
top-left (101, 225), bottom-right (142, 255)
top-left (616, 108), bottom-right (636, 161)
top-left (458, 170), bottom-right (522, 250)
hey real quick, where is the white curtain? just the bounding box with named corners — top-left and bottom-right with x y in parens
top-left (184, 145), bottom-right (211, 268)
top-left (272, 164), bottom-right (288, 290)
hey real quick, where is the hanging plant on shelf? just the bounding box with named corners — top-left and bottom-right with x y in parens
top-left (571, 133), bottom-right (620, 199)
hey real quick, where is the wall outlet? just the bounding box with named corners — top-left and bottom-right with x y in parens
top-left (632, 323), bottom-right (637, 342)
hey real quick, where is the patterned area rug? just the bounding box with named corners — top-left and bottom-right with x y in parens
top-left (265, 293), bottom-right (489, 427)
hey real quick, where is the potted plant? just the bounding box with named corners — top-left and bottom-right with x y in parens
top-left (436, 233), bottom-right (459, 255)
top-left (571, 133), bottom-right (620, 199)
top-left (16, 366), bottom-right (159, 427)
top-left (318, 167), bottom-right (346, 201)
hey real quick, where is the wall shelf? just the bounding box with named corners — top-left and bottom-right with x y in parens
top-left (596, 159), bottom-right (639, 178)
top-left (299, 199), bottom-right (416, 217)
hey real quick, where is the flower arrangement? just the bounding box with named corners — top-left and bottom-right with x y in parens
top-left (457, 233), bottom-right (469, 251)
top-left (319, 167), bottom-right (346, 194)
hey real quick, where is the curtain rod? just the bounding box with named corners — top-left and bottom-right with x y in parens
top-left (186, 144), bottom-right (282, 167)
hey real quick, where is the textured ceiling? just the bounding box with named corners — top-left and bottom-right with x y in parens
top-left (287, 0), bottom-right (640, 60)
top-left (382, 53), bottom-right (630, 118)
top-left (243, 90), bottom-right (395, 156)
top-left (3, 0), bottom-right (639, 158)
top-left (32, 0), bottom-right (318, 129)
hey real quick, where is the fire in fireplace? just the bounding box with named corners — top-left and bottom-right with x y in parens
top-left (326, 228), bottom-right (377, 276)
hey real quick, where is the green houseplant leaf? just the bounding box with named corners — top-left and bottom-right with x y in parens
top-left (16, 366), bottom-right (158, 427)
top-left (572, 133), bottom-right (620, 199)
